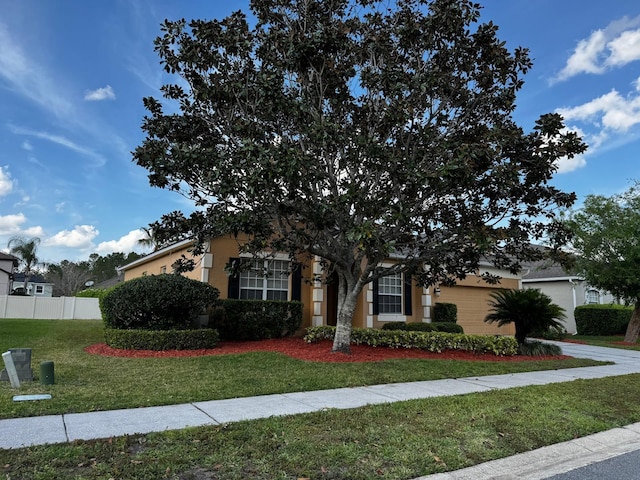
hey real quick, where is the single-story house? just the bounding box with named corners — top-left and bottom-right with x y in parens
top-left (522, 261), bottom-right (617, 334)
top-left (0, 253), bottom-right (19, 295)
top-left (118, 236), bottom-right (519, 335)
top-left (11, 273), bottom-right (55, 297)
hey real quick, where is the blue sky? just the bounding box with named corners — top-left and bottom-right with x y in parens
top-left (1, 0), bottom-right (640, 265)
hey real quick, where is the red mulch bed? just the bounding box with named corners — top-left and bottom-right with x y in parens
top-left (84, 338), bottom-right (570, 363)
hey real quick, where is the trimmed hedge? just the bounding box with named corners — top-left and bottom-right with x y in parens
top-left (104, 328), bottom-right (219, 350)
top-left (433, 302), bottom-right (457, 323)
top-left (575, 304), bottom-right (633, 335)
top-left (304, 326), bottom-right (518, 356)
top-left (381, 321), bottom-right (463, 334)
top-left (433, 322), bottom-right (464, 334)
top-left (101, 274), bottom-right (219, 331)
top-left (211, 299), bottom-right (303, 341)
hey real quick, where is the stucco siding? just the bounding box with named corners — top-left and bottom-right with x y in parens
top-left (524, 280), bottom-right (577, 333)
top-left (122, 238), bottom-right (521, 337)
top-left (433, 277), bottom-right (519, 335)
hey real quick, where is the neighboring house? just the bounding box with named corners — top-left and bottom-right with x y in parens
top-left (522, 260), bottom-right (617, 334)
top-left (0, 253), bottom-right (19, 295)
top-left (11, 273), bottom-right (55, 297)
top-left (119, 236), bottom-right (519, 336)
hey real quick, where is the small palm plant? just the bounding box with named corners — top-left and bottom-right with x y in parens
top-left (484, 289), bottom-right (566, 345)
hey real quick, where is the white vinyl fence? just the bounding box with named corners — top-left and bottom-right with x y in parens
top-left (0, 295), bottom-right (101, 320)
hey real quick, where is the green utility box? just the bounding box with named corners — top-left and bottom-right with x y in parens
top-left (40, 361), bottom-right (54, 385)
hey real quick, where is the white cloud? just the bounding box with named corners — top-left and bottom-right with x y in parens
top-left (0, 22), bottom-right (73, 118)
top-left (557, 88), bottom-right (640, 133)
top-left (555, 155), bottom-right (587, 174)
top-left (0, 213), bottom-right (26, 234)
top-left (0, 166), bottom-right (14, 196)
top-left (45, 225), bottom-right (99, 248)
top-left (95, 229), bottom-right (149, 255)
top-left (84, 85), bottom-right (116, 101)
top-left (9, 125), bottom-right (107, 168)
top-left (554, 16), bottom-right (640, 82)
top-left (21, 140), bottom-right (33, 151)
top-left (24, 226), bottom-right (45, 237)
top-left (606, 30), bottom-right (640, 66)
top-left (55, 202), bottom-right (66, 213)
top-left (556, 30), bottom-right (607, 81)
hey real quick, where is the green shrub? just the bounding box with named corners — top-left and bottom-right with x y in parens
top-left (211, 299), bottom-right (303, 340)
top-left (381, 322), bottom-right (409, 331)
top-left (101, 274), bottom-right (219, 331)
top-left (381, 322), bottom-right (463, 334)
top-left (432, 322), bottom-right (464, 334)
top-left (104, 328), bottom-right (219, 350)
top-left (575, 304), bottom-right (632, 335)
top-left (517, 340), bottom-right (562, 356)
top-left (530, 324), bottom-right (567, 341)
top-left (304, 326), bottom-right (518, 356)
top-left (433, 302), bottom-right (457, 323)
top-left (485, 289), bottom-right (565, 344)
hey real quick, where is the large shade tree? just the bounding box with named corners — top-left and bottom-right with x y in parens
top-left (7, 236), bottom-right (41, 292)
top-left (46, 260), bottom-right (92, 297)
top-left (565, 183), bottom-right (640, 343)
top-left (134, 0), bottom-right (586, 353)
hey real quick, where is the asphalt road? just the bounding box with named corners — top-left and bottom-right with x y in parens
top-left (547, 449), bottom-right (640, 480)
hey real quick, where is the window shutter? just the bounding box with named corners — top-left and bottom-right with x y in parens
top-left (403, 274), bottom-right (412, 316)
top-left (227, 257), bottom-right (240, 299)
top-left (372, 278), bottom-right (379, 315)
top-left (291, 263), bottom-right (302, 301)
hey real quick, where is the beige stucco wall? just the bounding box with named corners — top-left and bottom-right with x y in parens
top-left (122, 236), bottom-right (315, 333)
top-left (122, 242), bottom-right (203, 282)
top-left (123, 240), bottom-right (518, 336)
top-left (433, 277), bottom-right (518, 335)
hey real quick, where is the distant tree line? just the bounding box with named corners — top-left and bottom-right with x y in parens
top-left (45, 252), bottom-right (144, 297)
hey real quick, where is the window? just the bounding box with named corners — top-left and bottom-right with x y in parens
top-left (240, 259), bottom-right (289, 301)
top-left (377, 273), bottom-right (403, 314)
top-left (160, 266), bottom-right (167, 274)
top-left (586, 289), bottom-right (599, 304)
top-left (35, 285), bottom-right (44, 295)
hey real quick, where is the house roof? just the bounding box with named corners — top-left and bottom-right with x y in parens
top-left (0, 252), bottom-right (19, 266)
top-left (93, 275), bottom-right (124, 289)
top-left (12, 273), bottom-right (51, 284)
top-left (117, 238), bottom-right (196, 272)
top-left (521, 255), bottom-right (582, 282)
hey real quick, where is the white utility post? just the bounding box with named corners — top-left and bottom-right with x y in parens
top-left (2, 351), bottom-right (20, 388)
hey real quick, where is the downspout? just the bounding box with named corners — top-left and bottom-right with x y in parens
top-left (569, 279), bottom-right (577, 335)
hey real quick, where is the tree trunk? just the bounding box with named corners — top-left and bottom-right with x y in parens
top-left (624, 304), bottom-right (640, 343)
top-left (331, 272), bottom-right (364, 354)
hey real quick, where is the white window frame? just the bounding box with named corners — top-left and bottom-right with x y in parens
top-left (239, 259), bottom-right (290, 301)
top-left (34, 285), bottom-right (44, 295)
top-left (586, 289), bottom-right (600, 304)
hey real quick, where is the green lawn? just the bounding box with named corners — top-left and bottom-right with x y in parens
top-left (0, 319), bottom-right (604, 419)
top-left (2, 375), bottom-right (640, 479)
top-left (566, 335), bottom-right (640, 350)
top-left (0, 319), bottom-right (631, 479)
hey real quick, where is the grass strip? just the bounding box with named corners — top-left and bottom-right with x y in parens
top-left (0, 319), bottom-right (604, 419)
top-left (568, 335), bottom-right (640, 350)
top-left (2, 374), bottom-right (640, 479)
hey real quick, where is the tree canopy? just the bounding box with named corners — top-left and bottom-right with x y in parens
top-left (134, 0), bottom-right (586, 352)
top-left (565, 183), bottom-right (640, 342)
top-left (7, 236), bottom-right (41, 290)
top-left (45, 252), bottom-right (144, 296)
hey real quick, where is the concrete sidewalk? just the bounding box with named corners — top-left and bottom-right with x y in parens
top-left (2, 341), bottom-right (640, 479)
